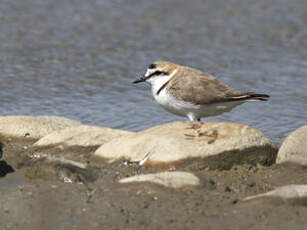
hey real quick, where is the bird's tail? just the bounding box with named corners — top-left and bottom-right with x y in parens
top-left (228, 92), bottom-right (270, 102)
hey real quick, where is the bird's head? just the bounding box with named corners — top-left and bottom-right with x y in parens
top-left (133, 61), bottom-right (179, 84)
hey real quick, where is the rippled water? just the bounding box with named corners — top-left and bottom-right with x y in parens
top-left (0, 0), bottom-right (306, 143)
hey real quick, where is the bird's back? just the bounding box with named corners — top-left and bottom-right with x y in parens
top-left (166, 66), bottom-right (239, 105)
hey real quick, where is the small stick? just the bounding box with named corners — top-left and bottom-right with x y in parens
top-left (139, 152), bottom-right (153, 166)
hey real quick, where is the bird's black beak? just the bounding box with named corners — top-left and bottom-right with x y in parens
top-left (133, 76), bottom-right (146, 84)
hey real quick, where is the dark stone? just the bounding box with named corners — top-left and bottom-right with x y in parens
top-left (0, 161), bottom-right (14, 177)
top-left (0, 142), bottom-right (3, 159)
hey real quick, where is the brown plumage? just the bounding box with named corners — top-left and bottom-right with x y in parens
top-left (159, 62), bottom-right (269, 105)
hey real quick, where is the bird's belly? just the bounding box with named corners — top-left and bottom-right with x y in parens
top-left (153, 90), bottom-right (198, 117)
top-left (153, 90), bottom-right (244, 118)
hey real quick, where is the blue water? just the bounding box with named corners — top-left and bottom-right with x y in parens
top-left (0, 0), bottom-right (306, 143)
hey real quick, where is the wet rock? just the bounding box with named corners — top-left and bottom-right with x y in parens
top-left (34, 125), bottom-right (132, 147)
top-left (0, 115), bottom-right (81, 139)
top-left (276, 125), bottom-right (307, 166)
top-left (119, 171), bottom-right (200, 188)
top-left (95, 122), bottom-right (277, 170)
top-left (26, 157), bottom-right (98, 183)
top-left (243, 185), bottom-right (307, 206)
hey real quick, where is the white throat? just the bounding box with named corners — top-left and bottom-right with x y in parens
top-left (148, 69), bottom-right (177, 95)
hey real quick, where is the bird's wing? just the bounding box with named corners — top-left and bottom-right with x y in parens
top-left (167, 67), bottom-right (242, 105)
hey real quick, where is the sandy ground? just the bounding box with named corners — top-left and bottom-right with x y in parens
top-left (1, 141), bottom-right (307, 230)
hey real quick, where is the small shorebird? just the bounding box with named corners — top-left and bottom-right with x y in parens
top-left (133, 61), bottom-right (269, 121)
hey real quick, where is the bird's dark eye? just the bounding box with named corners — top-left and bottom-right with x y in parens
top-left (148, 63), bottom-right (156, 69)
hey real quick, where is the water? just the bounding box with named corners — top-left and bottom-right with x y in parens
top-left (0, 0), bottom-right (306, 143)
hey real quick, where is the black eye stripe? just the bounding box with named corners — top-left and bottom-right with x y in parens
top-left (147, 70), bottom-right (166, 78)
top-left (153, 71), bottom-right (163, 75)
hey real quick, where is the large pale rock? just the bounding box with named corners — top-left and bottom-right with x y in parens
top-left (26, 126), bottom-right (132, 168)
top-left (0, 116), bottom-right (82, 169)
top-left (119, 171), bottom-right (200, 188)
top-left (243, 185), bottom-right (307, 205)
top-left (0, 116), bottom-right (81, 139)
top-left (276, 125), bottom-right (307, 166)
top-left (34, 125), bottom-right (132, 147)
top-left (95, 122), bottom-right (277, 169)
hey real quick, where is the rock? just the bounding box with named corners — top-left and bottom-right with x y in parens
top-left (33, 125), bottom-right (132, 147)
top-left (276, 125), bottom-right (307, 166)
top-left (0, 116), bottom-right (81, 169)
top-left (0, 160), bottom-right (14, 177)
top-left (119, 171), bottom-right (200, 188)
top-left (25, 157), bottom-right (98, 183)
top-left (94, 122), bottom-right (277, 169)
top-left (0, 115), bottom-right (81, 139)
top-left (26, 125), bottom-right (132, 166)
top-left (243, 185), bottom-right (307, 205)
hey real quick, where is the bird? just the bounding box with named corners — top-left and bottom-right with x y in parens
top-left (133, 61), bottom-right (269, 121)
